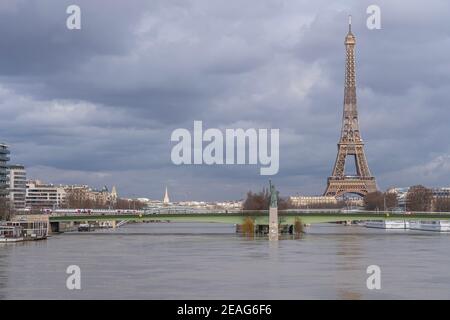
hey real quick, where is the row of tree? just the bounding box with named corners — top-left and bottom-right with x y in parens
top-left (0, 195), bottom-right (146, 219)
top-left (243, 188), bottom-right (344, 210)
top-left (244, 184), bottom-right (450, 213)
top-left (63, 193), bottom-right (146, 210)
top-left (364, 185), bottom-right (450, 212)
top-left (434, 198), bottom-right (450, 212)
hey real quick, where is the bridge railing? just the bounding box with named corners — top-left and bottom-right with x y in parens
top-left (47, 207), bottom-right (450, 217)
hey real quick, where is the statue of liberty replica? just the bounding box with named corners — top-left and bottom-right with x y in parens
top-left (268, 180), bottom-right (279, 240)
top-left (269, 180), bottom-right (279, 208)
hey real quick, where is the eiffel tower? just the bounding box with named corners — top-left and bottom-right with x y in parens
top-left (324, 16), bottom-right (377, 197)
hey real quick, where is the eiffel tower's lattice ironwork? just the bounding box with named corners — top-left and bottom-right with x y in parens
top-left (324, 17), bottom-right (377, 197)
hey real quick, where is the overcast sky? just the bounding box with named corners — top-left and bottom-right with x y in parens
top-left (1, 0), bottom-right (450, 201)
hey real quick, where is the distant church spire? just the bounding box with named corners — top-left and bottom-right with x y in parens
top-left (111, 186), bottom-right (117, 199)
top-left (163, 186), bottom-right (170, 204)
top-left (110, 185), bottom-right (118, 204)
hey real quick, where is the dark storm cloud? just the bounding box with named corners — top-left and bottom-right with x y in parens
top-left (1, 0), bottom-right (450, 199)
top-left (0, 0), bottom-right (146, 75)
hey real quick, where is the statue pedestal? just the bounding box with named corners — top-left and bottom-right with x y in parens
top-left (269, 207), bottom-right (278, 241)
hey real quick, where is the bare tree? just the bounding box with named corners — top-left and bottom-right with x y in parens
top-left (0, 197), bottom-right (12, 221)
top-left (364, 191), bottom-right (384, 210)
top-left (385, 192), bottom-right (398, 209)
top-left (364, 191), bottom-right (398, 211)
top-left (243, 189), bottom-right (269, 210)
top-left (406, 185), bottom-right (433, 212)
top-left (434, 197), bottom-right (450, 212)
top-left (114, 199), bottom-right (145, 210)
top-left (243, 188), bottom-right (289, 210)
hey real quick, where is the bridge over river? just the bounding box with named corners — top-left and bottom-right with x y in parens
top-left (48, 210), bottom-right (450, 226)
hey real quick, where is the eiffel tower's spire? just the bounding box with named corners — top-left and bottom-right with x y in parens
top-left (348, 15), bottom-right (352, 33)
top-left (343, 14), bottom-right (358, 141)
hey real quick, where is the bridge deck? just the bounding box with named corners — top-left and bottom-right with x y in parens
top-left (49, 212), bottom-right (450, 225)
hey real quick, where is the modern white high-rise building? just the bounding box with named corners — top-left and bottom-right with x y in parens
top-left (26, 180), bottom-right (66, 210)
top-left (8, 164), bottom-right (27, 209)
top-left (0, 143), bottom-right (10, 200)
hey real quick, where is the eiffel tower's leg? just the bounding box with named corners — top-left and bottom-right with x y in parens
top-left (355, 146), bottom-right (371, 177)
top-left (331, 145), bottom-right (347, 177)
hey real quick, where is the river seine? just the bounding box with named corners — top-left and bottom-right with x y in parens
top-left (1, 223), bottom-right (449, 299)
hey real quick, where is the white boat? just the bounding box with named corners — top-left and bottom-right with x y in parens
top-left (0, 225), bottom-right (25, 243)
top-left (0, 220), bottom-right (48, 242)
top-left (365, 220), bottom-right (408, 229)
top-left (409, 220), bottom-right (450, 232)
top-left (78, 223), bottom-right (96, 232)
top-left (0, 236), bottom-right (25, 243)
